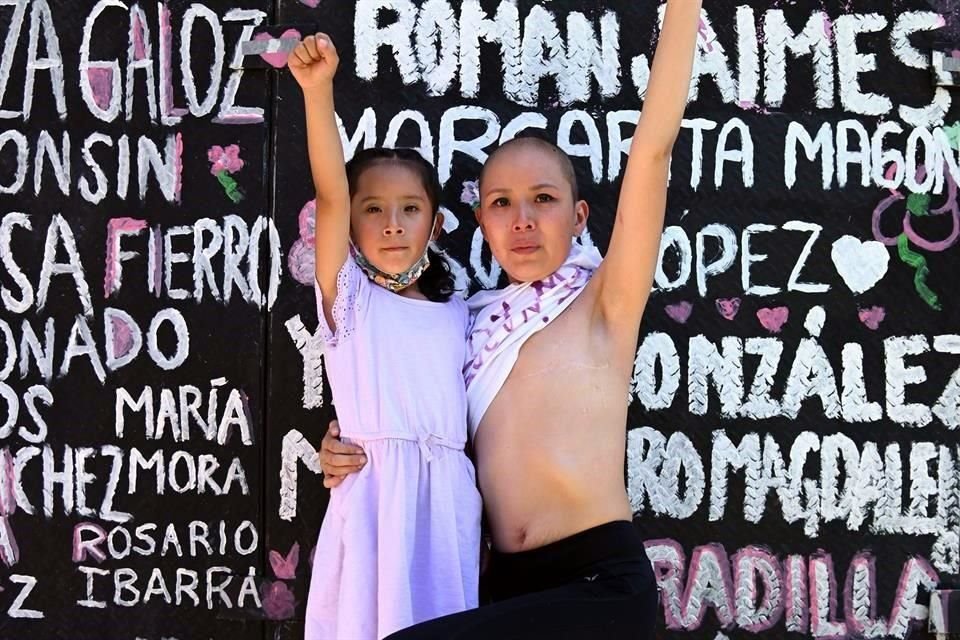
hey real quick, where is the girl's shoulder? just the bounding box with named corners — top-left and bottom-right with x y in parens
top-left (445, 293), bottom-right (470, 335)
top-left (424, 293), bottom-right (469, 322)
top-left (443, 292), bottom-right (469, 317)
top-left (447, 292), bottom-right (468, 310)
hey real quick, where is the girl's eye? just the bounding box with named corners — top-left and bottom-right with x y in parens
top-left (366, 206), bottom-right (381, 214)
top-left (492, 197), bottom-right (509, 207)
top-left (535, 193), bottom-right (555, 203)
top-left (404, 205), bottom-right (420, 213)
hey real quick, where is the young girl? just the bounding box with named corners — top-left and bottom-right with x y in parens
top-left (288, 34), bottom-right (481, 640)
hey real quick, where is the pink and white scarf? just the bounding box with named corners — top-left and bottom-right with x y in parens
top-left (464, 242), bottom-right (603, 438)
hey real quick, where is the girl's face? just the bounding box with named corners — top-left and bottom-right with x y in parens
top-left (350, 162), bottom-right (442, 276)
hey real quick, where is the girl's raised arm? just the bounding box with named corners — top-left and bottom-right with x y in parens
top-left (289, 33), bottom-right (351, 328)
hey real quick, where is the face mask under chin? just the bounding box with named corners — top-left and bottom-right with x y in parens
top-left (350, 241), bottom-right (432, 293)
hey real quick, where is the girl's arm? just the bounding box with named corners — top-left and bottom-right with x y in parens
top-left (593, 1), bottom-right (701, 332)
top-left (289, 34), bottom-right (351, 329)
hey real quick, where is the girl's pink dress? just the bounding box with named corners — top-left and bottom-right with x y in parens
top-left (305, 256), bottom-right (482, 640)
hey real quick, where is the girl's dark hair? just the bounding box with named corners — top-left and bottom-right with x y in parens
top-left (345, 147), bottom-right (455, 303)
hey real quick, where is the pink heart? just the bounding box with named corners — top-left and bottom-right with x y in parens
top-left (665, 302), bottom-right (693, 324)
top-left (715, 298), bottom-right (741, 320)
top-left (858, 306), bottom-right (886, 330)
top-left (757, 307), bottom-right (789, 334)
top-left (269, 542), bottom-right (300, 580)
top-left (254, 29), bottom-right (301, 68)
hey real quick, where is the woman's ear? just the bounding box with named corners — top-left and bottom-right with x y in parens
top-left (432, 211), bottom-right (445, 241)
top-left (573, 200), bottom-right (589, 235)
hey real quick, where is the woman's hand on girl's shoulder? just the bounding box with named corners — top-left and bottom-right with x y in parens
top-left (318, 419), bottom-right (367, 488)
top-left (288, 33), bottom-right (339, 92)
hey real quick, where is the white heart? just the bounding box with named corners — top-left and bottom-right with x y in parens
top-left (831, 236), bottom-right (890, 294)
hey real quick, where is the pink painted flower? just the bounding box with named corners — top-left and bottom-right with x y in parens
top-left (298, 199), bottom-right (317, 247)
top-left (208, 144), bottom-right (245, 175)
top-left (260, 580), bottom-right (296, 620)
top-left (460, 180), bottom-right (480, 209)
top-left (287, 239), bottom-right (315, 286)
